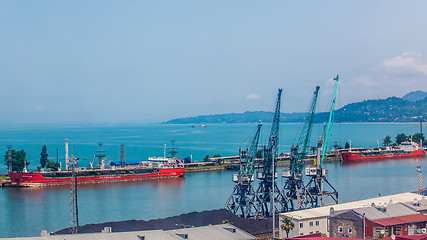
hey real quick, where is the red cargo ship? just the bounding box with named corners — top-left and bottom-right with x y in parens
top-left (341, 141), bottom-right (425, 162)
top-left (8, 158), bottom-right (185, 187)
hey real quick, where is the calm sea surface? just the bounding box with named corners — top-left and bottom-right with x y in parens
top-left (0, 123), bottom-right (425, 237)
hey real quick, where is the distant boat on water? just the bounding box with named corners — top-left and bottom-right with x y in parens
top-left (192, 124), bottom-right (206, 128)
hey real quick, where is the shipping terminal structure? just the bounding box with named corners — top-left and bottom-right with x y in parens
top-left (8, 141), bottom-right (185, 187)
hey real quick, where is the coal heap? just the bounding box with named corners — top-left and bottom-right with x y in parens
top-left (56, 209), bottom-right (274, 236)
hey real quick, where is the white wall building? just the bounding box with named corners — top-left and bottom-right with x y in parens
top-left (279, 192), bottom-right (423, 238)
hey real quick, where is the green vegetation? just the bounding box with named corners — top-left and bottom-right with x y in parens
top-left (395, 133), bottom-right (408, 144)
top-left (344, 142), bottom-right (350, 149)
top-left (383, 132), bottom-right (426, 146)
top-left (40, 145), bottom-right (48, 169)
top-left (212, 154), bottom-right (221, 158)
top-left (46, 160), bottom-right (59, 171)
top-left (165, 93), bottom-right (427, 124)
top-left (334, 96), bottom-right (427, 122)
top-left (383, 135), bottom-right (392, 146)
top-left (203, 155), bottom-right (210, 162)
top-left (280, 216), bottom-right (295, 238)
top-left (4, 149), bottom-right (29, 172)
top-left (411, 133), bottom-right (425, 145)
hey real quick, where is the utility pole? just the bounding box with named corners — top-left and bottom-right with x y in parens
top-left (272, 150), bottom-right (275, 238)
top-left (65, 139), bottom-right (69, 171)
top-left (69, 155), bottom-right (79, 234)
top-left (417, 166), bottom-right (423, 194)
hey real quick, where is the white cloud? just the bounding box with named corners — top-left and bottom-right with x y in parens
top-left (35, 106), bottom-right (43, 110)
top-left (246, 93), bottom-right (260, 100)
top-left (382, 52), bottom-right (427, 75)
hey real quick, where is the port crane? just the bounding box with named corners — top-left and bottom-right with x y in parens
top-left (281, 86), bottom-right (320, 211)
top-left (255, 89), bottom-right (286, 217)
top-left (225, 123), bottom-right (263, 218)
top-left (305, 75), bottom-right (339, 207)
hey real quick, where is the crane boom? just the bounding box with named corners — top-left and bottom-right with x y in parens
top-left (264, 88), bottom-right (282, 174)
top-left (291, 86), bottom-right (320, 175)
top-left (239, 123), bottom-right (262, 182)
top-left (320, 75), bottom-right (339, 166)
top-left (255, 88), bottom-right (287, 217)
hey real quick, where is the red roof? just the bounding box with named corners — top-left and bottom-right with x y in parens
top-left (383, 234), bottom-right (427, 240)
top-left (373, 218), bottom-right (406, 226)
top-left (287, 233), bottom-right (364, 240)
top-left (394, 214), bottom-right (427, 223)
top-left (287, 237), bottom-right (365, 240)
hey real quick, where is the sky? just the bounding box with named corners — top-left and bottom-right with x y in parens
top-left (1, 0), bottom-right (427, 124)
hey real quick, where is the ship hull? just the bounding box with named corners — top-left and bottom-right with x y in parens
top-left (8, 167), bottom-right (185, 187)
top-left (341, 149), bottom-right (425, 162)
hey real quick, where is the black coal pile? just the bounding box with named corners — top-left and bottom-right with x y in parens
top-left (55, 209), bottom-right (274, 236)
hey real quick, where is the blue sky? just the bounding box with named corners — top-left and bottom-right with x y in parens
top-left (1, 1), bottom-right (426, 124)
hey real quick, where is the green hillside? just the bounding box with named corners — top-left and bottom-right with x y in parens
top-left (165, 95), bottom-right (427, 124)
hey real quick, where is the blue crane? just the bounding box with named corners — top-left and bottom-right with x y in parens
top-left (255, 89), bottom-right (287, 217)
top-left (225, 123), bottom-right (263, 218)
top-left (305, 75), bottom-right (339, 207)
top-left (282, 86), bottom-right (320, 211)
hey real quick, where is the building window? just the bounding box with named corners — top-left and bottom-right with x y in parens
top-left (316, 231), bottom-right (320, 233)
top-left (300, 233), bottom-right (304, 236)
top-left (310, 222), bottom-right (313, 227)
top-left (396, 226), bottom-right (402, 235)
top-left (310, 232), bottom-right (313, 234)
top-left (300, 223), bottom-right (303, 228)
top-left (338, 226), bottom-right (343, 233)
top-left (348, 227), bottom-right (353, 234)
top-left (316, 221), bottom-right (319, 226)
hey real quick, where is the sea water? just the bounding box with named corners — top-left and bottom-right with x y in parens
top-left (0, 123), bottom-right (424, 237)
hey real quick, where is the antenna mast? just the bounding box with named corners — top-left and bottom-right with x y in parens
top-left (69, 154), bottom-right (79, 234)
top-left (95, 142), bottom-right (106, 170)
top-left (169, 140), bottom-right (178, 158)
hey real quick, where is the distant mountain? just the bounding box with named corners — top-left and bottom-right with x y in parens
top-left (402, 90), bottom-right (427, 102)
top-left (165, 111), bottom-right (306, 124)
top-left (165, 92), bottom-right (427, 124)
top-left (334, 96), bottom-right (426, 122)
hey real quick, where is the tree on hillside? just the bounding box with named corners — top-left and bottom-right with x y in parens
top-left (280, 216), bottom-right (295, 238)
top-left (203, 155), bottom-right (210, 162)
top-left (383, 135), bottom-right (392, 146)
top-left (395, 133), bottom-right (408, 144)
top-left (40, 145), bottom-right (48, 169)
top-left (4, 149), bottom-right (29, 172)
